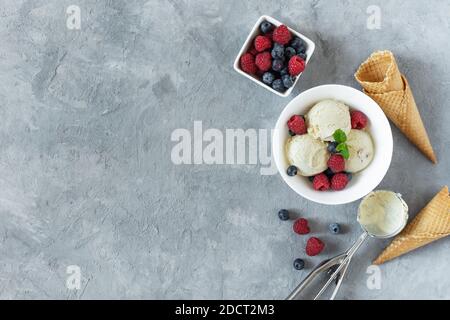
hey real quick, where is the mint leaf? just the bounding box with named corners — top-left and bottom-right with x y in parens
top-left (333, 129), bottom-right (347, 143)
top-left (336, 143), bottom-right (350, 159)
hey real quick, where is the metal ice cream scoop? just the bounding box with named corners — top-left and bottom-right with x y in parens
top-left (287, 190), bottom-right (408, 300)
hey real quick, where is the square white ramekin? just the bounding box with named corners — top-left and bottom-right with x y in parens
top-left (233, 15), bottom-right (316, 97)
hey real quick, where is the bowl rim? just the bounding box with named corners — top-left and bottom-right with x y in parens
top-left (233, 15), bottom-right (316, 98)
top-left (273, 84), bottom-right (393, 205)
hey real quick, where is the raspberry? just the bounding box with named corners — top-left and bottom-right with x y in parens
top-left (351, 110), bottom-right (368, 129)
top-left (248, 46), bottom-right (258, 56)
top-left (287, 115), bottom-right (306, 135)
top-left (288, 56), bottom-right (305, 76)
top-left (312, 173), bottom-right (330, 191)
top-left (306, 237), bottom-right (325, 256)
top-left (255, 52), bottom-right (272, 72)
top-left (331, 173), bottom-right (349, 191)
top-left (254, 35), bottom-right (272, 52)
top-left (273, 25), bottom-right (292, 45)
top-left (293, 218), bottom-right (310, 235)
top-left (240, 53), bottom-right (257, 74)
top-left (327, 154), bottom-right (345, 173)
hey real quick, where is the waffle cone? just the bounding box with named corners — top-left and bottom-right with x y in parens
top-left (355, 51), bottom-right (437, 163)
top-left (355, 51), bottom-right (404, 93)
top-left (374, 186), bottom-right (450, 265)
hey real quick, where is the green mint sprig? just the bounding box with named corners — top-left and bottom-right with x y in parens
top-left (333, 129), bottom-right (350, 159)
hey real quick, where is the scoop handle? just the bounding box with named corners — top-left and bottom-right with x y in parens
top-left (314, 232), bottom-right (369, 300)
top-left (286, 232), bottom-right (368, 300)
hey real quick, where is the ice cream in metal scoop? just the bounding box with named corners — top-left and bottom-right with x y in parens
top-left (358, 190), bottom-right (408, 238)
top-left (287, 190), bottom-right (408, 300)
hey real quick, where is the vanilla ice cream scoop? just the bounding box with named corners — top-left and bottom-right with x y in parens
top-left (285, 134), bottom-right (329, 176)
top-left (345, 129), bottom-right (374, 173)
top-left (306, 100), bottom-right (351, 141)
top-left (358, 191), bottom-right (408, 238)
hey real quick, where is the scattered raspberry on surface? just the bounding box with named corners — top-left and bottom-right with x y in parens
top-left (254, 35), bottom-right (272, 52)
top-left (327, 154), bottom-right (345, 173)
top-left (331, 173), bottom-right (349, 191)
top-left (306, 237), bottom-right (325, 256)
top-left (312, 173), bottom-right (330, 191)
top-left (287, 115), bottom-right (306, 135)
top-left (288, 56), bottom-right (305, 76)
top-left (273, 25), bottom-right (292, 45)
top-left (293, 218), bottom-right (310, 235)
top-left (240, 53), bottom-right (257, 74)
top-left (255, 52), bottom-right (272, 72)
top-left (351, 110), bottom-right (368, 129)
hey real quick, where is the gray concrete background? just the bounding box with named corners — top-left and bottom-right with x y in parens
top-left (0, 0), bottom-right (449, 299)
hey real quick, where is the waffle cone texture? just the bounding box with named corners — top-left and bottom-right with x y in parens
top-left (355, 51), bottom-right (437, 163)
top-left (373, 186), bottom-right (450, 265)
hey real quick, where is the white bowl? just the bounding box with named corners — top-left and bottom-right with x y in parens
top-left (273, 85), bottom-right (393, 205)
top-left (233, 15), bottom-right (316, 98)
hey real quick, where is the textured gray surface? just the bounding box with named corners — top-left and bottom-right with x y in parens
top-left (0, 0), bottom-right (449, 299)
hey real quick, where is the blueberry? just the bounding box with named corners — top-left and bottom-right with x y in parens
top-left (272, 59), bottom-right (284, 72)
top-left (346, 172), bottom-right (353, 181)
top-left (282, 74), bottom-right (295, 88)
top-left (288, 130), bottom-right (296, 136)
top-left (297, 52), bottom-right (307, 61)
top-left (327, 265), bottom-right (340, 284)
top-left (286, 165), bottom-right (298, 176)
top-left (280, 67), bottom-right (289, 76)
top-left (324, 168), bottom-right (334, 178)
top-left (329, 223), bottom-right (341, 234)
top-left (327, 142), bottom-right (338, 154)
top-left (308, 176), bottom-right (315, 182)
top-left (260, 21), bottom-right (274, 34)
top-left (272, 79), bottom-right (285, 92)
top-left (293, 258), bottom-right (305, 270)
top-left (285, 47), bottom-right (296, 60)
top-left (297, 45), bottom-right (307, 54)
top-left (290, 37), bottom-right (306, 51)
top-left (278, 209), bottom-right (290, 221)
top-left (271, 43), bottom-right (285, 60)
top-left (262, 72), bottom-right (275, 85)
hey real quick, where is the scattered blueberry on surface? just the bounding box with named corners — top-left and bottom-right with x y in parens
top-left (327, 265), bottom-right (340, 284)
top-left (262, 72), bottom-right (275, 85)
top-left (278, 209), bottom-right (290, 221)
top-left (287, 165), bottom-right (298, 176)
top-left (272, 59), bottom-right (284, 72)
top-left (282, 74), bottom-right (295, 88)
top-left (327, 141), bottom-right (338, 154)
top-left (260, 21), bottom-right (274, 34)
top-left (293, 258), bottom-right (305, 270)
top-left (271, 43), bottom-right (285, 60)
top-left (285, 47), bottom-right (296, 59)
top-left (272, 79), bottom-right (284, 92)
top-left (329, 223), bottom-right (341, 234)
top-left (289, 130), bottom-right (296, 136)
